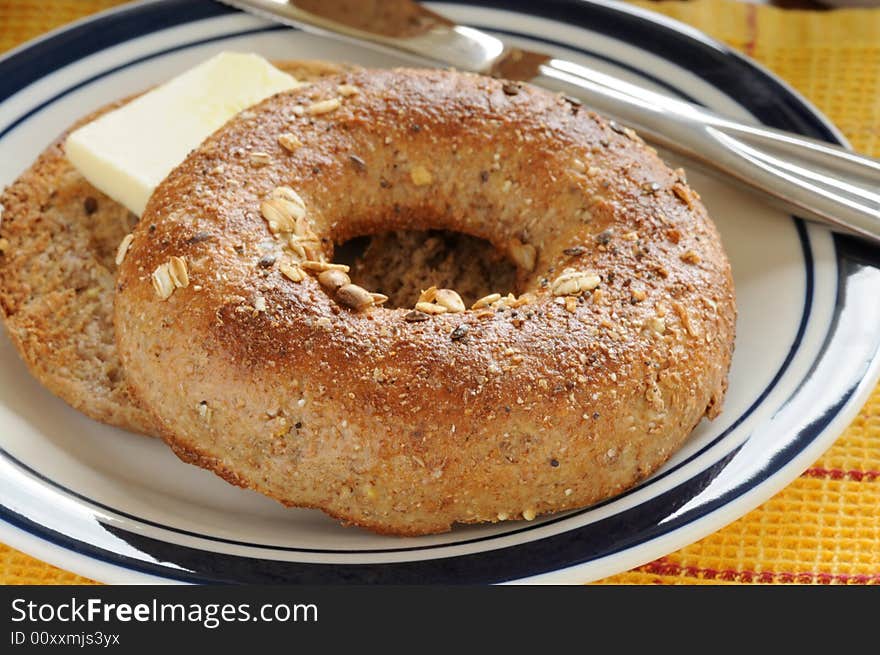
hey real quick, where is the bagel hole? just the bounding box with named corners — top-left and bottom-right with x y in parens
top-left (335, 230), bottom-right (519, 309)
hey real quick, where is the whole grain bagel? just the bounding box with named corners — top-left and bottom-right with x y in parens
top-left (115, 68), bottom-right (736, 535)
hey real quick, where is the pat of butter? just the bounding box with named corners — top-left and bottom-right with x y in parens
top-left (65, 52), bottom-right (299, 217)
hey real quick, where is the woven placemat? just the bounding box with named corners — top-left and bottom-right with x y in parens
top-left (1, 0), bottom-right (878, 585)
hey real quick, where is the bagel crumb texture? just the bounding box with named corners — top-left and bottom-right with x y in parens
top-left (114, 68), bottom-right (736, 535)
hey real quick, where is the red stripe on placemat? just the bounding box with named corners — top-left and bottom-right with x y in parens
top-left (801, 467), bottom-right (880, 481)
top-left (744, 4), bottom-right (758, 58)
top-left (641, 558), bottom-right (880, 584)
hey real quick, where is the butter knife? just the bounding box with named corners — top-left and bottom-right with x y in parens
top-left (217, 0), bottom-right (880, 244)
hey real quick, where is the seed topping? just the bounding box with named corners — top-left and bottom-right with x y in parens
top-left (317, 268), bottom-right (351, 292)
top-left (306, 98), bottom-right (341, 115)
top-left (286, 234), bottom-right (320, 261)
top-left (197, 400), bottom-right (212, 422)
top-left (336, 83), bottom-right (360, 97)
top-left (471, 293), bottom-right (501, 310)
top-left (278, 133), bottom-right (302, 151)
top-left (646, 316), bottom-right (666, 335)
top-left (250, 151), bottom-right (271, 167)
top-left (336, 283), bottom-right (374, 311)
top-left (415, 301), bottom-right (448, 315)
top-left (502, 82), bottom-right (522, 96)
top-left (410, 165), bottom-right (433, 186)
top-left (680, 249), bottom-right (702, 265)
top-left (151, 265), bottom-right (174, 300)
top-left (301, 260), bottom-right (350, 273)
top-left (434, 288), bottom-right (465, 313)
top-left (349, 154), bottom-right (366, 171)
top-left (509, 238), bottom-right (537, 272)
top-left (115, 233), bottom-right (134, 266)
top-left (450, 324), bottom-right (470, 341)
top-left (418, 286), bottom-right (438, 304)
top-left (167, 256), bottom-right (189, 288)
top-left (151, 256), bottom-right (189, 300)
top-left (595, 230), bottom-right (613, 245)
top-left (280, 263), bottom-right (305, 282)
top-left (671, 182), bottom-right (695, 209)
top-left (261, 186), bottom-right (307, 235)
top-left (608, 121), bottom-right (627, 136)
top-left (551, 270), bottom-right (601, 296)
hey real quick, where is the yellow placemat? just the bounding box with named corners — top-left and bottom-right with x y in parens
top-left (1, 0), bottom-right (878, 585)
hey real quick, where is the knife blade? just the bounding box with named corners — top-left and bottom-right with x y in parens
top-left (217, 0), bottom-right (880, 244)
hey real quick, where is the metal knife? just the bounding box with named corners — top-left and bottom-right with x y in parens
top-left (218, 0), bottom-right (880, 244)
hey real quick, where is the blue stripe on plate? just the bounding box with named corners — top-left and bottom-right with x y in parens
top-left (7, 451), bottom-right (742, 584)
top-left (0, 26), bottom-right (290, 141)
top-left (0, 0), bottom-right (232, 103)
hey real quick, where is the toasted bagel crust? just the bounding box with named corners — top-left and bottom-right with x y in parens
top-left (115, 68), bottom-right (736, 534)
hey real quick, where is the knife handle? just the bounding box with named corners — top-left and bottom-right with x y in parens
top-left (536, 60), bottom-right (880, 244)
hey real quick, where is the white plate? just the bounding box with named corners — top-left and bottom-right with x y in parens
top-left (1, 0), bottom-right (879, 584)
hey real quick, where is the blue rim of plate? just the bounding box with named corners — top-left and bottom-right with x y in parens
top-left (0, 0), bottom-right (878, 584)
